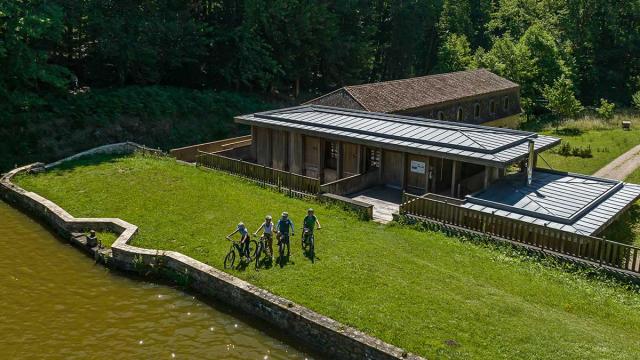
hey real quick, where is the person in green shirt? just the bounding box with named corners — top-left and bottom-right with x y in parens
top-left (303, 208), bottom-right (321, 234)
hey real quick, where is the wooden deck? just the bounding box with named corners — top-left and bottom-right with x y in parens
top-left (349, 186), bottom-right (402, 222)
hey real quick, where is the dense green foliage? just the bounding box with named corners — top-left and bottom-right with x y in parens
top-left (3, 0), bottom-right (640, 110)
top-left (15, 154), bottom-right (640, 359)
top-left (0, 86), bottom-right (270, 170)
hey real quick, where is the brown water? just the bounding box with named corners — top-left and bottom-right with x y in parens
top-left (0, 202), bottom-right (313, 359)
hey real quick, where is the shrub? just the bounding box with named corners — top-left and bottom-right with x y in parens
top-left (596, 98), bottom-right (615, 120)
top-left (555, 142), bottom-right (592, 158)
top-left (632, 91), bottom-right (640, 111)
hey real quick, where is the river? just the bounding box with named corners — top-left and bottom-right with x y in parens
top-left (0, 201), bottom-right (313, 359)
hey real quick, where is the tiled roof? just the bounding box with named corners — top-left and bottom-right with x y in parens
top-left (306, 69), bottom-right (519, 113)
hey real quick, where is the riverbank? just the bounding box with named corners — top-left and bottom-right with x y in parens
top-left (13, 153), bottom-right (640, 360)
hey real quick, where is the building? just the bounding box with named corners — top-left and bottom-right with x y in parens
top-left (305, 69), bottom-right (522, 127)
top-left (231, 105), bottom-right (640, 234)
top-left (237, 105), bottom-right (555, 196)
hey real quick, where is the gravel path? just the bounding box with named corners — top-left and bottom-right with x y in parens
top-left (593, 144), bottom-right (640, 180)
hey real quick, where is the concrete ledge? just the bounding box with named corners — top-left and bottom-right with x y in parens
top-left (318, 193), bottom-right (374, 220)
top-left (0, 147), bottom-right (424, 360)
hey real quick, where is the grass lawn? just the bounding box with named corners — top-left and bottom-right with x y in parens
top-left (531, 112), bottom-right (640, 175)
top-left (538, 127), bottom-right (640, 175)
top-left (14, 154), bottom-right (640, 360)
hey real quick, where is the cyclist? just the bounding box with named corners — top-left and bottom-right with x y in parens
top-left (253, 215), bottom-right (274, 259)
top-left (276, 212), bottom-right (294, 257)
top-left (303, 208), bottom-right (321, 236)
top-left (226, 222), bottom-right (251, 262)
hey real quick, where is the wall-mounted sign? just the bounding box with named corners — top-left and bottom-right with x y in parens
top-left (410, 160), bottom-right (426, 174)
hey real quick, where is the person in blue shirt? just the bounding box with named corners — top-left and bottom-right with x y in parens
top-left (226, 222), bottom-right (251, 262)
top-left (276, 212), bottom-right (294, 257)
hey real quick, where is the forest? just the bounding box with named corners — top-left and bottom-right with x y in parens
top-left (1, 0), bottom-right (640, 169)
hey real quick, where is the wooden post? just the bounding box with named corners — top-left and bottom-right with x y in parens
top-left (319, 140), bottom-right (326, 183)
top-left (378, 148), bottom-right (384, 183)
top-left (450, 160), bottom-right (458, 197)
top-left (337, 141), bottom-right (344, 179)
top-left (357, 145), bottom-right (364, 174)
top-left (483, 166), bottom-right (491, 189)
top-left (424, 157), bottom-right (430, 194)
top-left (401, 152), bottom-right (408, 191)
top-left (250, 126), bottom-right (258, 162)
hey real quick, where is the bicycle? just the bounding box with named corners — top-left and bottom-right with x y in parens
top-left (224, 237), bottom-right (257, 269)
top-left (301, 227), bottom-right (315, 257)
top-left (254, 234), bottom-right (273, 269)
top-left (276, 233), bottom-right (291, 266)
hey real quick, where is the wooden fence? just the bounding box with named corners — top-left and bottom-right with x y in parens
top-left (171, 135), bottom-right (252, 162)
top-left (197, 151), bottom-right (320, 195)
top-left (320, 170), bottom-right (380, 196)
top-left (400, 193), bottom-right (640, 274)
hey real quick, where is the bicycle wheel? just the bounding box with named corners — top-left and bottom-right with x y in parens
top-left (254, 243), bottom-right (263, 269)
top-left (301, 234), bottom-right (307, 251)
top-left (310, 234), bottom-right (315, 254)
top-left (224, 250), bottom-right (235, 269)
top-left (248, 240), bottom-right (257, 259)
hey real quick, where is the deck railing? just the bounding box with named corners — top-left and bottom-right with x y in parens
top-left (320, 171), bottom-right (380, 196)
top-left (196, 151), bottom-right (320, 195)
top-left (400, 193), bottom-right (640, 274)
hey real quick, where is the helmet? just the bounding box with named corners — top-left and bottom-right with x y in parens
top-left (281, 212), bottom-right (289, 218)
top-left (307, 208), bottom-right (314, 213)
top-left (265, 215), bottom-right (272, 221)
top-left (237, 222), bottom-right (245, 228)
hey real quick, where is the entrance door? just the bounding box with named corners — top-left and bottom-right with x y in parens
top-left (382, 150), bottom-right (403, 189)
top-left (304, 137), bottom-right (321, 178)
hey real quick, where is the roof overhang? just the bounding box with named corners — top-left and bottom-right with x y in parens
top-left (235, 105), bottom-right (560, 168)
top-left (463, 169), bottom-right (640, 236)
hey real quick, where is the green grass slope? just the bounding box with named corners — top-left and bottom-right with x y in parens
top-left (14, 154), bottom-right (640, 359)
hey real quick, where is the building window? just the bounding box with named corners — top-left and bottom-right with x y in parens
top-left (457, 107), bottom-right (463, 121)
top-left (437, 111), bottom-right (444, 120)
top-left (325, 141), bottom-right (338, 170)
top-left (490, 100), bottom-right (496, 114)
top-left (474, 103), bottom-right (481, 119)
top-left (503, 96), bottom-right (510, 111)
top-left (366, 148), bottom-right (381, 170)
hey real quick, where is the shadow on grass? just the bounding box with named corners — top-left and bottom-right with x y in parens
top-left (48, 153), bottom-right (129, 173)
top-left (553, 127), bottom-right (584, 136)
top-left (602, 202), bottom-right (640, 246)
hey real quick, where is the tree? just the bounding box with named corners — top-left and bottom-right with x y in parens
top-left (542, 75), bottom-right (583, 119)
top-left (632, 91), bottom-right (640, 110)
top-left (596, 98), bottom-right (615, 120)
top-left (435, 34), bottom-right (474, 73)
top-left (0, 0), bottom-right (70, 112)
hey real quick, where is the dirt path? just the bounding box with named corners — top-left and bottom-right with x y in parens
top-left (593, 144), bottom-right (640, 180)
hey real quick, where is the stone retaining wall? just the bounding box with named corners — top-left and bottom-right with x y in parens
top-left (0, 149), bottom-right (423, 360)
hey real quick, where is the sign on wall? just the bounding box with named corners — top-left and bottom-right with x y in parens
top-left (410, 160), bottom-right (426, 174)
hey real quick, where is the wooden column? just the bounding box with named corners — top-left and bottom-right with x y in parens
top-left (451, 160), bottom-right (459, 197)
top-left (483, 166), bottom-right (491, 189)
top-left (424, 157), bottom-right (431, 194)
top-left (357, 145), bottom-right (364, 174)
top-left (401, 152), bottom-right (408, 190)
top-left (267, 128), bottom-right (273, 167)
top-left (319, 140), bottom-right (326, 183)
top-left (378, 148), bottom-right (384, 183)
top-left (337, 141), bottom-right (344, 179)
top-left (288, 132), bottom-right (303, 174)
top-left (250, 126), bottom-right (258, 162)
